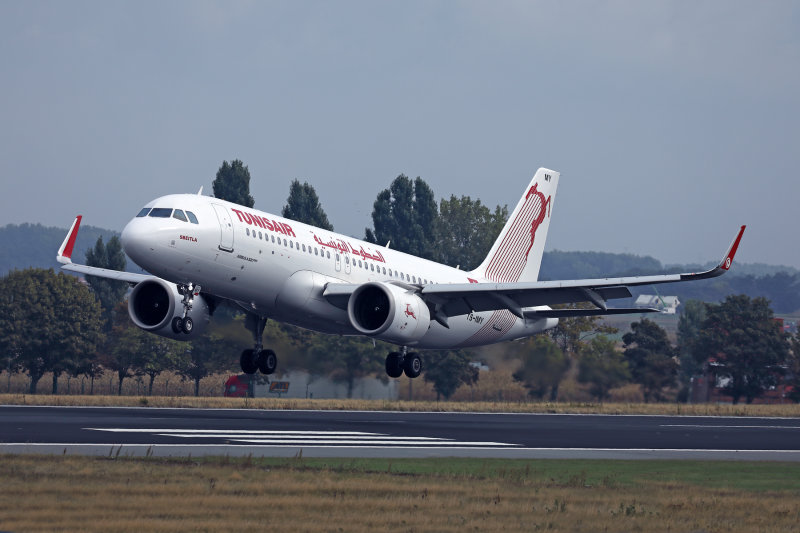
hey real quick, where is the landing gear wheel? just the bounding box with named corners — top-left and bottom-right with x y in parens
top-left (257, 349), bottom-right (277, 375)
top-left (385, 352), bottom-right (403, 378)
top-left (403, 352), bottom-right (422, 379)
top-left (171, 317), bottom-right (183, 334)
top-left (180, 316), bottom-right (193, 334)
top-left (240, 349), bottom-right (258, 374)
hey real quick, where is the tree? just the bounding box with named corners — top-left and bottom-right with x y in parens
top-left (694, 295), bottom-right (789, 404)
top-left (546, 302), bottom-right (617, 400)
top-left (212, 159), bottom-right (254, 208)
top-left (577, 335), bottom-right (631, 401)
top-left (512, 335), bottom-right (569, 400)
top-left (85, 235), bottom-right (127, 330)
top-left (136, 336), bottom-right (189, 396)
top-left (364, 175), bottom-right (438, 260)
top-left (676, 299), bottom-right (707, 399)
top-left (179, 331), bottom-right (232, 396)
top-left (623, 318), bottom-right (678, 402)
top-left (309, 335), bottom-right (385, 399)
top-left (281, 179), bottom-right (334, 231)
top-left (423, 350), bottom-right (478, 401)
top-left (787, 333), bottom-right (800, 404)
top-left (0, 268), bottom-right (104, 394)
top-left (435, 196), bottom-right (507, 270)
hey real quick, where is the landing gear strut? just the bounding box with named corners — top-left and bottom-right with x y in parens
top-left (385, 347), bottom-right (422, 379)
top-left (171, 283), bottom-right (201, 335)
top-left (240, 314), bottom-right (277, 375)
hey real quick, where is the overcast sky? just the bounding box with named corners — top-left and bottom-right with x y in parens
top-left (1, 1), bottom-right (798, 269)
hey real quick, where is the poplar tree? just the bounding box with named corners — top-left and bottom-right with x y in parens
top-left (365, 175), bottom-right (438, 260)
top-left (212, 159), bottom-right (255, 207)
top-left (281, 179), bottom-right (334, 231)
top-left (85, 235), bottom-right (127, 330)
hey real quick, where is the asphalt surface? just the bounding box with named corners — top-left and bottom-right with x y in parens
top-left (2, 405), bottom-right (800, 460)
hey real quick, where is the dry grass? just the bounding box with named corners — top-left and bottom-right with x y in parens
top-left (3, 392), bottom-right (800, 417)
top-left (1, 455), bottom-right (799, 532)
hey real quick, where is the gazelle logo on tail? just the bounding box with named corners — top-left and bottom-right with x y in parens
top-left (473, 168), bottom-right (559, 284)
top-left (524, 183), bottom-right (552, 259)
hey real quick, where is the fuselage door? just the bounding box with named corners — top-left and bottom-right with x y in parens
top-left (211, 203), bottom-right (235, 252)
top-left (335, 252), bottom-right (342, 272)
top-left (344, 254), bottom-right (352, 275)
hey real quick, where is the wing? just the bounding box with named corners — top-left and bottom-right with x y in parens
top-left (324, 226), bottom-right (745, 326)
top-left (57, 215), bottom-right (152, 284)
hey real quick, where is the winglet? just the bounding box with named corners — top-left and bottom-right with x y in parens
top-left (718, 225), bottom-right (746, 271)
top-left (57, 216), bottom-right (82, 264)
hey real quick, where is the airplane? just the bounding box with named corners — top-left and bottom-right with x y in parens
top-left (56, 168), bottom-right (745, 379)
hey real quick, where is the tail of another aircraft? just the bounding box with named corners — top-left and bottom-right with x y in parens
top-left (470, 167), bottom-right (560, 283)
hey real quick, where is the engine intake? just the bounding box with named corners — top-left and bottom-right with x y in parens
top-left (347, 282), bottom-right (430, 344)
top-left (128, 277), bottom-right (210, 340)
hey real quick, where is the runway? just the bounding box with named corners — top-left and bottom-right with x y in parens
top-left (2, 405), bottom-right (800, 460)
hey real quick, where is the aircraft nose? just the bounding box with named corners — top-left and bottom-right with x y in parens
top-left (121, 218), bottom-right (149, 261)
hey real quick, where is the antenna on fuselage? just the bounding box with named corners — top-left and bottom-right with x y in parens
top-left (385, 241), bottom-right (391, 249)
top-left (197, 186), bottom-right (204, 195)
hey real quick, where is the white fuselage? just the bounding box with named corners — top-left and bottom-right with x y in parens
top-left (121, 194), bottom-right (555, 349)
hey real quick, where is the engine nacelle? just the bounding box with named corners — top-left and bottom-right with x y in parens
top-left (347, 282), bottom-right (431, 344)
top-left (128, 277), bottom-right (210, 340)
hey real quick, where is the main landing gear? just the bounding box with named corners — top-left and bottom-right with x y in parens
top-left (385, 347), bottom-right (422, 379)
top-left (240, 314), bottom-right (277, 375)
top-left (171, 283), bottom-right (201, 335)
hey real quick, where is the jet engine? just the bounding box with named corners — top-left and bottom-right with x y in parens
top-left (128, 277), bottom-right (210, 340)
top-left (347, 282), bottom-right (431, 344)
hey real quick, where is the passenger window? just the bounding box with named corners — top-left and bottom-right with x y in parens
top-left (370, 263), bottom-right (374, 271)
top-left (346, 257), bottom-right (350, 264)
top-left (136, 208), bottom-right (151, 217)
top-left (302, 244), bottom-right (306, 252)
top-left (290, 241), bottom-right (294, 248)
top-left (326, 251), bottom-right (330, 259)
top-left (412, 276), bottom-right (417, 283)
top-left (315, 248), bottom-right (319, 256)
top-left (383, 267), bottom-right (386, 275)
top-left (358, 260), bottom-right (362, 267)
top-left (246, 228), bottom-right (250, 236)
top-left (186, 211), bottom-right (199, 224)
top-left (148, 208), bottom-right (172, 218)
top-left (271, 235), bottom-right (275, 243)
top-left (259, 232), bottom-right (263, 239)
top-left (172, 210), bottom-right (188, 222)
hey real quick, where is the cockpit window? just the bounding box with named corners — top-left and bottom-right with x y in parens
top-left (172, 209), bottom-right (188, 222)
top-left (136, 208), bottom-right (151, 217)
top-left (186, 211), bottom-right (198, 224)
top-left (148, 208), bottom-right (173, 218)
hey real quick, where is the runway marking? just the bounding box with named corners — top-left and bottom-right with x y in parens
top-left (85, 428), bottom-right (520, 448)
top-left (661, 424), bottom-right (800, 430)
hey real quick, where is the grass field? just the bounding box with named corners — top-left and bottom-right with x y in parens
top-left (1, 454), bottom-right (799, 532)
top-left (3, 392), bottom-right (800, 417)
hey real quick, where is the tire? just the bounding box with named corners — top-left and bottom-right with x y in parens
top-left (258, 349), bottom-right (277, 375)
top-left (385, 352), bottom-right (403, 378)
top-left (181, 316), bottom-right (193, 334)
top-left (240, 349), bottom-right (258, 374)
top-left (171, 317), bottom-right (183, 334)
top-left (403, 352), bottom-right (422, 379)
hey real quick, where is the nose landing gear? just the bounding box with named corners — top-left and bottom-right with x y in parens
top-left (171, 283), bottom-right (201, 335)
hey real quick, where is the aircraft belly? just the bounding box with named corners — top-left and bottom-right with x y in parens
top-left (415, 312), bottom-right (554, 349)
top-left (275, 270), bottom-right (350, 328)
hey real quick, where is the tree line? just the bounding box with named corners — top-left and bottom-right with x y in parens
top-left (1, 159), bottom-right (797, 403)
